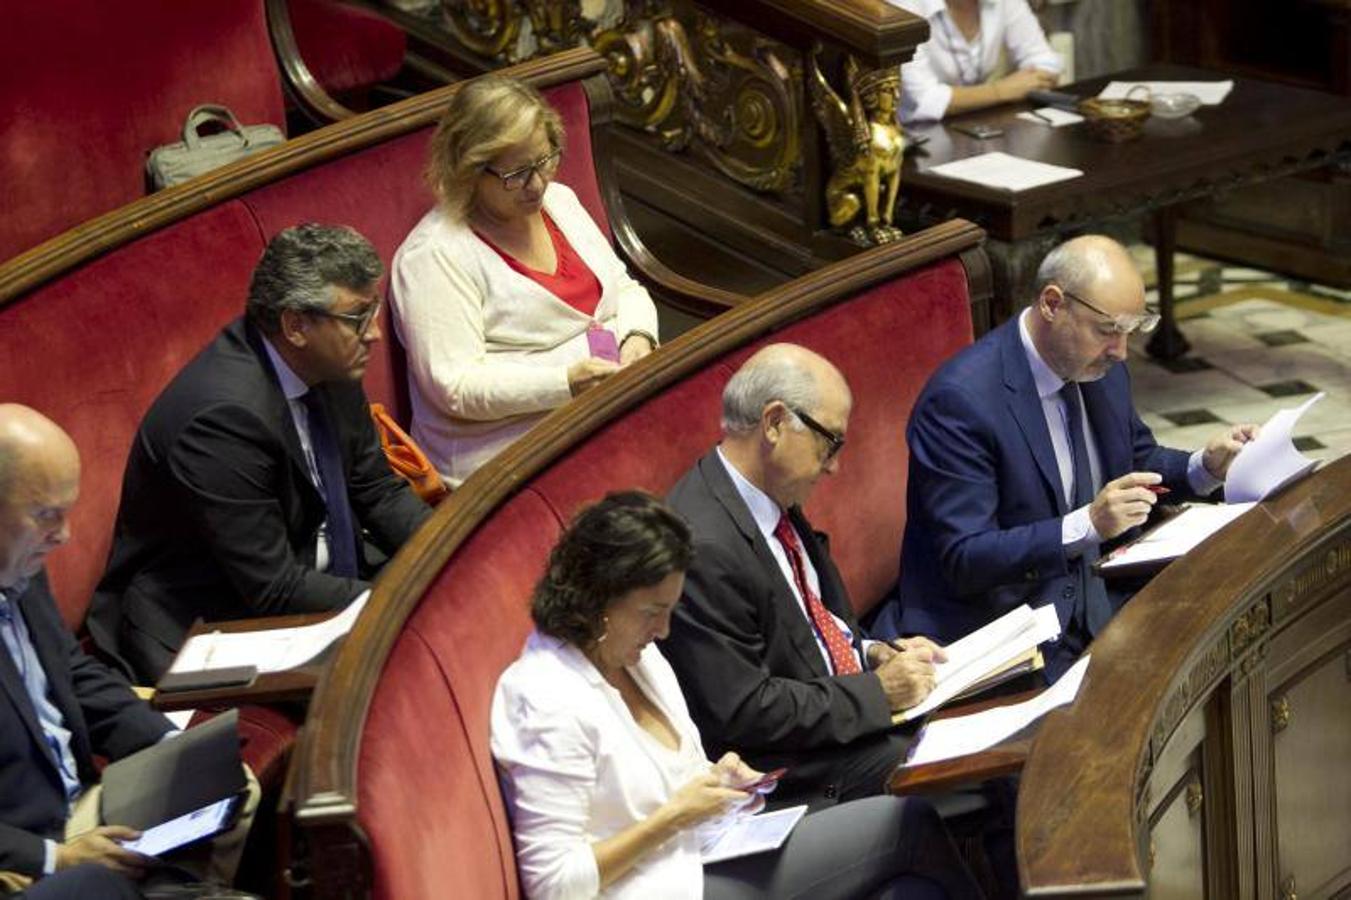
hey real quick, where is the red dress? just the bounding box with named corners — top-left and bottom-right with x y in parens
top-left (478, 212), bottom-right (603, 317)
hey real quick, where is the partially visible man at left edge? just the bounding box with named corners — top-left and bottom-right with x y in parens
top-left (0, 404), bottom-right (256, 896)
top-left (91, 224), bottom-right (431, 682)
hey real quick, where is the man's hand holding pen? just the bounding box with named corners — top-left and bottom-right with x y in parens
top-left (868, 636), bottom-right (948, 712)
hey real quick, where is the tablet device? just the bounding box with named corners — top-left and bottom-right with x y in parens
top-left (119, 795), bottom-right (240, 858)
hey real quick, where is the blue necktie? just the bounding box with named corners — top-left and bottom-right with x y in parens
top-left (1060, 383), bottom-right (1112, 636)
top-left (301, 391), bottom-right (359, 578)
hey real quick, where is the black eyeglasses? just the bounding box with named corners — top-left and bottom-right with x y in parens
top-left (309, 299), bottom-right (381, 338)
top-left (483, 148), bottom-right (562, 191)
top-left (1060, 287), bottom-right (1160, 335)
top-left (788, 405), bottom-right (845, 462)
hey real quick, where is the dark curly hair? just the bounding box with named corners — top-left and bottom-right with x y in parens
top-left (532, 491), bottom-right (692, 647)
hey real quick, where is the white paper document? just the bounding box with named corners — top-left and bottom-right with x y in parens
top-left (1098, 80), bottom-right (1233, 105)
top-left (1016, 107), bottom-right (1085, 127)
top-left (896, 603), bottom-right (1061, 723)
top-left (928, 152), bottom-right (1083, 192)
top-left (1099, 502), bottom-right (1256, 572)
top-left (701, 805), bottom-right (807, 864)
top-left (905, 656), bottom-right (1090, 768)
top-left (1225, 393), bottom-right (1324, 503)
top-left (168, 589), bottom-right (371, 675)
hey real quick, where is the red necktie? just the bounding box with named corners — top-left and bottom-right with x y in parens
top-left (773, 514), bottom-right (861, 675)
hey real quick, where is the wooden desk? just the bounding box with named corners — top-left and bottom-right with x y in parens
top-left (1017, 456), bottom-right (1351, 899)
top-left (150, 612), bottom-right (328, 711)
top-left (900, 63), bottom-right (1351, 358)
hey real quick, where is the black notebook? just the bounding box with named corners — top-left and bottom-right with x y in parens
top-left (99, 709), bottom-right (245, 831)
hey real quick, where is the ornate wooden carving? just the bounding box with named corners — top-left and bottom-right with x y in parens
top-left (1271, 536), bottom-right (1351, 622)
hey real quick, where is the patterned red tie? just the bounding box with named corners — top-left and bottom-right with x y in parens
top-left (773, 513), bottom-right (861, 675)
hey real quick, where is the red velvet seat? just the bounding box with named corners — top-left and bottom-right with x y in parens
top-left (0, 0), bottom-right (286, 262)
top-left (288, 0), bottom-right (407, 97)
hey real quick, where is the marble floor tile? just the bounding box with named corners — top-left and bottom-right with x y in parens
top-left (1301, 320), bottom-right (1351, 358)
top-left (1306, 427), bottom-right (1351, 463)
top-left (1204, 343), bottom-right (1351, 392)
top-left (1130, 366), bottom-right (1273, 413)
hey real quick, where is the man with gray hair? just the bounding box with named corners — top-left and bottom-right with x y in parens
top-left (873, 235), bottom-right (1257, 678)
top-left (661, 344), bottom-right (944, 809)
top-left (90, 224), bottom-right (430, 681)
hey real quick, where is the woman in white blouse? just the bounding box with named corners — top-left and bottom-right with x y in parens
top-left (491, 492), bottom-right (979, 900)
top-left (392, 76), bottom-right (660, 486)
top-left (891, 0), bottom-right (1062, 123)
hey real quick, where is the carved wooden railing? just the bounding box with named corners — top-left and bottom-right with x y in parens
top-left (0, 48), bottom-right (737, 319)
top-left (374, 0), bottom-right (934, 287)
top-left (1019, 456), bottom-right (1351, 899)
top-left (287, 218), bottom-right (991, 896)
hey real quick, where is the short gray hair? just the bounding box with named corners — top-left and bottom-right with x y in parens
top-left (1034, 238), bottom-right (1116, 303)
top-left (246, 224), bottom-right (383, 334)
top-left (721, 356), bottom-right (819, 434)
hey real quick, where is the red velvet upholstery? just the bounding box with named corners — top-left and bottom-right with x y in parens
top-left (544, 82), bottom-right (611, 239)
top-left (241, 129), bottom-right (434, 419)
top-left (0, 203), bottom-right (265, 627)
top-left (190, 704), bottom-right (305, 785)
top-left (288, 0), bottom-right (406, 97)
top-left (0, 1), bottom-right (286, 261)
top-left (358, 490), bottom-right (562, 900)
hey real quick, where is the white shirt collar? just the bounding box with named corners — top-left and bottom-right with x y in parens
top-left (261, 336), bottom-right (310, 401)
top-left (716, 446), bottom-right (784, 537)
top-left (1018, 308), bottom-right (1067, 400)
top-left (892, 0), bottom-right (995, 17)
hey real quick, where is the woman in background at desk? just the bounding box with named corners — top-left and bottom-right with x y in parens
top-left (491, 492), bottom-right (980, 899)
top-left (890, 0), bottom-right (1062, 123)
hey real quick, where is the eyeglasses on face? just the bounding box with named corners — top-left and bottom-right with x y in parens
top-left (1060, 287), bottom-right (1160, 335)
top-left (788, 405), bottom-right (846, 462)
top-left (309, 298), bottom-right (381, 338)
top-left (483, 147), bottom-right (562, 191)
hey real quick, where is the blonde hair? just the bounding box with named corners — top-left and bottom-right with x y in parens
top-left (425, 75), bottom-right (565, 223)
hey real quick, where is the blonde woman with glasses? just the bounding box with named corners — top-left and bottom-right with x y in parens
top-left (392, 75), bottom-right (659, 487)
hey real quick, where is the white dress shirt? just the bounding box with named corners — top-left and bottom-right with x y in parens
top-left (491, 631), bottom-right (720, 900)
top-left (888, 0), bottom-right (1062, 123)
top-left (715, 448), bottom-right (868, 673)
top-left (1016, 309), bottom-right (1221, 554)
top-left (262, 338), bottom-right (331, 571)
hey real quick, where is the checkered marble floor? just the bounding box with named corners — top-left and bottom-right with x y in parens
top-left (1124, 249), bottom-right (1351, 465)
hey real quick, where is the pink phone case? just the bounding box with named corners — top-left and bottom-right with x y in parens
top-left (587, 327), bottom-right (620, 362)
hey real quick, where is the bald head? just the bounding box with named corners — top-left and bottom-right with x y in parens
top-left (722, 344), bottom-right (851, 434)
top-left (0, 405), bottom-right (80, 587)
top-left (1034, 235), bottom-right (1145, 317)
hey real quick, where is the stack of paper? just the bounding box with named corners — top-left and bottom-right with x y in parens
top-left (1098, 80), bottom-right (1233, 105)
top-left (927, 152), bottom-right (1083, 192)
top-left (904, 656), bottom-right (1090, 767)
top-left (1099, 502), bottom-right (1255, 573)
top-left (167, 589), bottom-right (371, 675)
top-left (1225, 393), bottom-right (1324, 503)
top-left (893, 603), bottom-right (1061, 723)
top-left (1016, 107), bottom-right (1085, 127)
top-left (701, 805), bottom-right (807, 864)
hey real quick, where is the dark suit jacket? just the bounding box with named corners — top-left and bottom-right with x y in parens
top-left (0, 572), bottom-right (173, 876)
top-left (90, 318), bottom-right (430, 681)
top-left (663, 451), bottom-right (908, 807)
top-left (882, 316), bottom-right (1196, 645)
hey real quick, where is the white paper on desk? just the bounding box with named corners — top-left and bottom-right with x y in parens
top-left (1099, 80), bottom-right (1233, 105)
top-left (700, 805), bottom-right (807, 864)
top-left (1099, 502), bottom-right (1256, 571)
top-left (1016, 107), bottom-right (1085, 127)
top-left (928, 152), bottom-right (1083, 192)
top-left (1225, 393), bottom-right (1324, 503)
top-left (905, 656), bottom-right (1090, 768)
top-left (898, 603), bottom-right (1061, 722)
top-left (167, 589), bottom-right (371, 675)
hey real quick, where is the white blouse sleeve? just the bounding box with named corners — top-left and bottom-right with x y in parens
top-left (391, 240), bottom-right (573, 422)
top-left (1002, 0), bottom-right (1061, 73)
top-left (491, 685), bottom-right (603, 900)
top-left (900, 37), bottom-right (956, 124)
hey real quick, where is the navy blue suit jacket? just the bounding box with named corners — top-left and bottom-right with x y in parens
top-left (0, 571), bottom-right (173, 876)
top-left (878, 316), bottom-right (1197, 645)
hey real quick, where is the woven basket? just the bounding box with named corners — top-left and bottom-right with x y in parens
top-left (1078, 90), bottom-right (1152, 143)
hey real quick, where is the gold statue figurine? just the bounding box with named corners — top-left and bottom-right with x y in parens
top-left (809, 47), bottom-right (905, 246)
